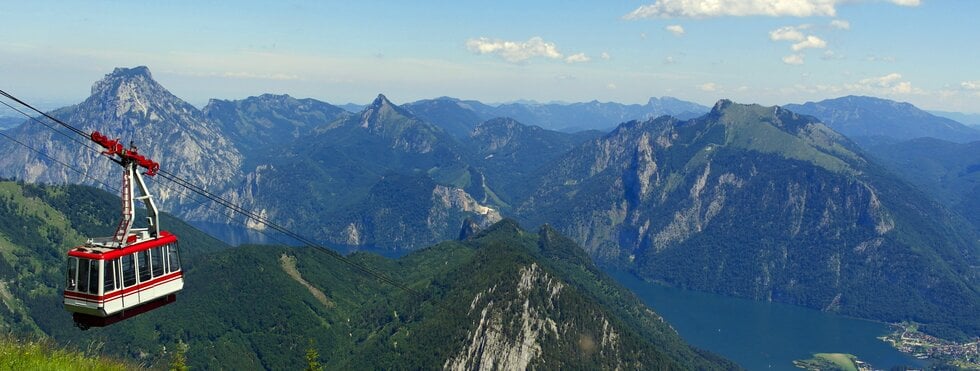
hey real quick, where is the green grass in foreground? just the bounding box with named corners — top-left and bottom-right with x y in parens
top-left (0, 336), bottom-right (138, 371)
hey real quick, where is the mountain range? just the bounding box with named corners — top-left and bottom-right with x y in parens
top-left (0, 180), bottom-right (735, 369)
top-left (403, 96), bottom-right (709, 134)
top-left (930, 110), bottom-right (980, 127)
top-left (0, 66), bottom-right (977, 341)
top-left (514, 100), bottom-right (980, 339)
top-left (784, 95), bottom-right (980, 146)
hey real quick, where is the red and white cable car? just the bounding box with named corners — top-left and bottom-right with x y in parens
top-left (63, 132), bottom-right (183, 329)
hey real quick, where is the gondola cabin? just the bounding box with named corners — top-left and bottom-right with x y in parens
top-left (64, 231), bottom-right (183, 326)
top-left (64, 131), bottom-right (183, 328)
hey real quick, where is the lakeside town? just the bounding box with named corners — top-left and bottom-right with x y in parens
top-left (879, 322), bottom-right (980, 369)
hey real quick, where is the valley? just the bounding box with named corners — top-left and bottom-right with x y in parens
top-left (0, 65), bottom-right (977, 369)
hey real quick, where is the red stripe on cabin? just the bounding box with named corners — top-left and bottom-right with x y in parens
top-left (64, 271), bottom-right (183, 304)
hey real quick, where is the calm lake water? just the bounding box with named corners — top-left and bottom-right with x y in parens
top-left (608, 270), bottom-right (927, 371)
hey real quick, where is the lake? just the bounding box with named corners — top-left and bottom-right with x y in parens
top-left (608, 270), bottom-right (927, 370)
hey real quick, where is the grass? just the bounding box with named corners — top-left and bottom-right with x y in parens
top-left (816, 353), bottom-right (859, 371)
top-left (794, 353), bottom-right (860, 371)
top-left (0, 336), bottom-right (139, 371)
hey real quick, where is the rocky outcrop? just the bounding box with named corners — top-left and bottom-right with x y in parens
top-left (444, 263), bottom-right (630, 371)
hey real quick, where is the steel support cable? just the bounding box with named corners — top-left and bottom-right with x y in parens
top-left (0, 123), bottom-right (538, 347)
top-left (0, 90), bottom-right (417, 295)
top-left (155, 169), bottom-right (417, 294)
top-left (0, 89), bottom-right (87, 137)
top-left (1, 96), bottom-right (279, 248)
top-left (0, 99), bottom-right (104, 155)
top-left (0, 130), bottom-right (116, 192)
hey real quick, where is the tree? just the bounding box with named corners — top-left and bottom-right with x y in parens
top-left (305, 339), bottom-right (323, 371)
top-left (170, 339), bottom-right (189, 371)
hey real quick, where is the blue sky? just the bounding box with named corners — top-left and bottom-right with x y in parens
top-left (1, 0), bottom-right (977, 112)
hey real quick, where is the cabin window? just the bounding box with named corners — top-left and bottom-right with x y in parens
top-left (151, 247), bottom-right (164, 277)
top-left (87, 259), bottom-right (99, 295)
top-left (77, 258), bottom-right (90, 293)
top-left (138, 250), bottom-right (151, 283)
top-left (121, 254), bottom-right (137, 287)
top-left (104, 259), bottom-right (117, 293)
top-left (66, 257), bottom-right (78, 291)
top-left (168, 243), bottom-right (181, 272)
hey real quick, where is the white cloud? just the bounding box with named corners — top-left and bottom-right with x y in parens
top-left (821, 50), bottom-right (844, 60)
top-left (565, 53), bottom-right (591, 64)
top-left (769, 26), bottom-right (806, 41)
top-left (960, 81), bottom-right (980, 90)
top-left (892, 81), bottom-right (913, 94)
top-left (829, 19), bottom-right (850, 30)
top-left (699, 82), bottom-right (718, 92)
top-left (665, 24), bottom-right (686, 36)
top-left (865, 55), bottom-right (896, 62)
top-left (782, 54), bottom-right (805, 65)
top-left (844, 72), bottom-right (920, 94)
top-left (664, 55), bottom-right (677, 64)
top-left (863, 73), bottom-right (903, 87)
top-left (890, 0), bottom-right (920, 6)
top-left (624, 0), bottom-right (919, 19)
top-left (791, 35), bottom-right (827, 51)
top-left (607, 83), bottom-right (618, 89)
top-left (465, 36), bottom-right (563, 63)
top-left (770, 25), bottom-right (825, 62)
top-left (600, 52), bottom-right (611, 60)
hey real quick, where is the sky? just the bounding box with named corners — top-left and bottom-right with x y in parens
top-left (0, 0), bottom-right (978, 113)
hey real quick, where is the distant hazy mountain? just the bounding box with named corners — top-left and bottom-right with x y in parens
top-left (0, 68), bottom-right (500, 251)
top-left (228, 94), bottom-right (501, 249)
top-left (338, 102), bottom-right (366, 113)
top-left (864, 137), bottom-right (980, 231)
top-left (784, 96), bottom-right (980, 145)
top-left (404, 96), bottom-right (710, 134)
top-left (0, 182), bottom-right (735, 369)
top-left (489, 97), bottom-right (708, 132)
top-left (0, 117), bottom-right (21, 130)
top-left (930, 110), bottom-right (980, 127)
top-left (203, 93), bottom-right (348, 153)
top-left (468, 117), bottom-right (603, 203)
top-left (518, 100), bottom-right (980, 339)
top-left (402, 97), bottom-right (494, 139)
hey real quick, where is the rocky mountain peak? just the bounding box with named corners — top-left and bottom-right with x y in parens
top-left (254, 93), bottom-right (294, 103)
top-left (90, 66), bottom-right (157, 96)
top-left (359, 93), bottom-right (417, 129)
top-left (87, 65), bottom-right (188, 120)
top-left (370, 93), bottom-right (393, 108)
top-left (709, 99), bottom-right (735, 114)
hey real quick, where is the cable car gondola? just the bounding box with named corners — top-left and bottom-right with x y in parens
top-left (63, 132), bottom-right (183, 329)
